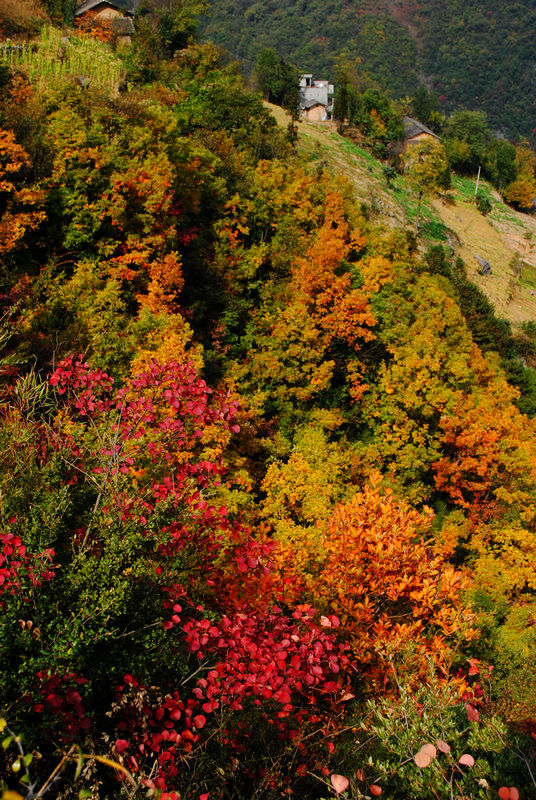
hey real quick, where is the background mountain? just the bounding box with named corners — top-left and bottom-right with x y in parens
top-left (202, 0), bottom-right (536, 139)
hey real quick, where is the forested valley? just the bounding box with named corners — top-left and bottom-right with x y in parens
top-left (1, 1), bottom-right (536, 799)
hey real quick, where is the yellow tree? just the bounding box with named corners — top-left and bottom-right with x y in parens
top-left (259, 422), bottom-right (347, 601)
top-left (503, 139), bottom-right (536, 209)
top-left (361, 273), bottom-right (475, 503)
top-left (404, 139), bottom-right (449, 232)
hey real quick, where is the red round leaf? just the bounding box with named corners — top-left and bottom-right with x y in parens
top-left (466, 703), bottom-right (480, 723)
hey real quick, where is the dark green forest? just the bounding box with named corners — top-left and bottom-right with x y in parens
top-left (202, 0), bottom-right (536, 138)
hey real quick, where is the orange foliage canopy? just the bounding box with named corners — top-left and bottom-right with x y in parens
top-left (0, 129), bottom-right (44, 255)
top-left (75, 9), bottom-right (115, 43)
top-left (292, 190), bottom-right (374, 350)
top-left (434, 349), bottom-right (536, 522)
top-left (313, 477), bottom-right (472, 684)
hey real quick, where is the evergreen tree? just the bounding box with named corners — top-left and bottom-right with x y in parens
top-left (42, 0), bottom-right (76, 23)
top-left (254, 48), bottom-right (300, 118)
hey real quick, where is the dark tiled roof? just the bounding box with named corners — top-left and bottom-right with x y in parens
top-left (111, 16), bottom-right (134, 34)
top-left (75, 0), bottom-right (134, 16)
top-left (403, 116), bottom-right (439, 140)
top-left (303, 98), bottom-right (326, 109)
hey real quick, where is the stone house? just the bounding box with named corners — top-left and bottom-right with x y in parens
top-left (403, 116), bottom-right (439, 147)
top-left (300, 74), bottom-right (334, 121)
top-left (75, 0), bottom-right (135, 44)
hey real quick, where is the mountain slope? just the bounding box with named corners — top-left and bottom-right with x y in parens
top-left (267, 103), bottom-right (536, 327)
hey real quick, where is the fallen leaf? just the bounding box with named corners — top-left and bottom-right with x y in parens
top-left (330, 774), bottom-right (349, 794)
top-left (458, 753), bottom-right (475, 767)
top-left (465, 703), bottom-right (480, 722)
top-left (420, 743), bottom-right (437, 759)
top-left (414, 749), bottom-right (432, 768)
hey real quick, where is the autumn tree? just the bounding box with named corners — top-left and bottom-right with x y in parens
top-left (503, 139), bottom-right (536, 209)
top-left (228, 177), bottom-right (375, 425)
top-left (404, 138), bottom-right (449, 232)
top-left (471, 520), bottom-right (536, 722)
top-left (313, 476), bottom-right (472, 684)
top-left (0, 356), bottom-right (352, 798)
top-left (433, 348), bottom-right (536, 521)
top-left (0, 129), bottom-right (45, 258)
top-left (361, 272), bottom-right (474, 503)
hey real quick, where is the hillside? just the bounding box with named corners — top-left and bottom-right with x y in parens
top-left (3, 19), bottom-right (536, 800)
top-left (268, 103), bottom-right (536, 329)
top-left (203, 0), bottom-right (536, 138)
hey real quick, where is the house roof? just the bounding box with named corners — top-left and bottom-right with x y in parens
top-left (111, 16), bottom-right (135, 34)
top-left (403, 116), bottom-right (439, 140)
top-left (75, 0), bottom-right (135, 16)
top-left (303, 98), bottom-right (327, 109)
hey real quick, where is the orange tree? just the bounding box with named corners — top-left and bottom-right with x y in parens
top-left (225, 170), bottom-right (376, 428)
top-left (433, 348), bottom-right (536, 522)
top-left (0, 128), bottom-right (44, 259)
top-left (307, 476), bottom-right (473, 688)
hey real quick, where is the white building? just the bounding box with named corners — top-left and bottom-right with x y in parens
top-left (300, 74), bottom-right (334, 121)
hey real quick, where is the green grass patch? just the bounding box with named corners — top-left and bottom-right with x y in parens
top-left (332, 134), bottom-right (382, 172)
top-left (451, 174), bottom-right (531, 231)
top-left (420, 218), bottom-right (449, 241)
top-left (520, 262), bottom-right (536, 289)
top-left (452, 174), bottom-right (481, 202)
